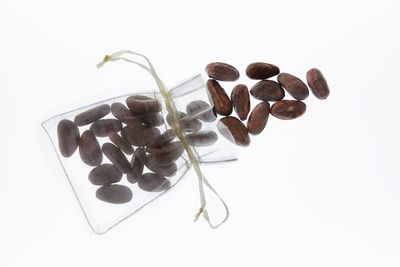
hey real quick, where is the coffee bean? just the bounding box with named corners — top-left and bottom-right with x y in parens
top-left (135, 112), bottom-right (164, 127)
top-left (126, 94), bottom-right (161, 114)
top-left (79, 130), bottom-right (102, 166)
top-left (108, 131), bottom-right (134, 155)
top-left (246, 62), bottom-right (280, 80)
top-left (96, 184), bottom-right (132, 204)
top-left (250, 80), bottom-right (285, 101)
top-left (270, 100), bottom-right (306, 120)
top-left (150, 141), bottom-right (184, 166)
top-left (306, 68), bottom-right (330, 99)
top-left (166, 112), bottom-right (202, 132)
top-left (247, 102), bottom-right (270, 135)
top-left (145, 155), bottom-right (177, 177)
top-left (57, 119), bottom-right (80, 157)
top-left (127, 148), bottom-right (145, 184)
top-left (111, 102), bottom-right (142, 126)
top-left (186, 100), bottom-right (216, 122)
top-left (90, 119), bottom-right (122, 137)
top-left (217, 117), bottom-right (250, 147)
top-left (74, 104), bottom-right (110, 126)
top-left (146, 129), bottom-right (176, 148)
top-left (88, 164), bottom-right (122, 185)
top-left (121, 125), bottom-right (161, 146)
top-left (102, 143), bottom-right (132, 173)
top-left (278, 73), bottom-right (309, 100)
top-left (185, 130), bottom-right (218, 147)
top-left (205, 62), bottom-right (239, 82)
top-left (231, 84), bottom-right (250, 121)
top-left (139, 173), bottom-right (171, 192)
top-left (206, 79), bottom-right (232, 116)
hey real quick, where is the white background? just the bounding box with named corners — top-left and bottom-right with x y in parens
top-left (1, 0), bottom-right (400, 266)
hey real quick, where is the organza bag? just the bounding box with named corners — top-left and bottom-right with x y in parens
top-left (42, 51), bottom-right (238, 234)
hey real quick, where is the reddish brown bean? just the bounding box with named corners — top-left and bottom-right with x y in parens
top-left (206, 79), bottom-right (232, 116)
top-left (217, 117), bottom-right (250, 147)
top-left (231, 84), bottom-right (250, 121)
top-left (205, 62), bottom-right (239, 81)
top-left (250, 80), bottom-right (285, 101)
top-left (111, 102), bottom-right (142, 126)
top-left (247, 102), bottom-right (270, 135)
top-left (146, 129), bottom-right (176, 149)
top-left (126, 94), bottom-right (161, 114)
top-left (185, 130), bottom-right (218, 147)
top-left (90, 119), bottom-right (122, 137)
top-left (74, 104), bottom-right (110, 126)
top-left (138, 173), bottom-right (171, 192)
top-left (278, 73), bottom-right (309, 100)
top-left (150, 141), bottom-right (185, 166)
top-left (121, 125), bottom-right (161, 146)
top-left (246, 62), bottom-right (280, 80)
top-left (108, 131), bottom-right (134, 155)
top-left (145, 155), bottom-right (177, 177)
top-left (127, 148), bottom-right (145, 184)
top-left (57, 119), bottom-right (80, 158)
top-left (89, 164), bottom-right (122, 185)
top-left (102, 143), bottom-right (132, 173)
top-left (306, 68), bottom-right (330, 99)
top-left (79, 130), bottom-right (102, 166)
top-left (96, 185), bottom-right (132, 204)
top-left (270, 100), bottom-right (306, 120)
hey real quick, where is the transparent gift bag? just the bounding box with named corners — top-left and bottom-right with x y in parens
top-left (42, 51), bottom-right (238, 234)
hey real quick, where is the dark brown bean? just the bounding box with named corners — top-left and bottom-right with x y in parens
top-left (90, 119), bottom-right (122, 137)
top-left (206, 79), bottom-right (232, 116)
top-left (231, 84), bottom-right (250, 121)
top-left (74, 104), bottom-right (110, 126)
top-left (135, 112), bottom-right (164, 127)
top-left (250, 80), bottom-right (285, 101)
top-left (205, 62), bottom-right (239, 82)
top-left (247, 102), bottom-right (270, 135)
top-left (166, 112), bottom-right (202, 132)
top-left (277, 73), bottom-right (309, 100)
top-left (146, 129), bottom-right (176, 148)
top-left (246, 62), bottom-right (280, 80)
top-left (270, 100), bottom-right (306, 120)
top-left (217, 117), bottom-right (250, 147)
top-left (121, 125), bottom-right (161, 146)
top-left (108, 131), bottom-right (134, 155)
top-left (126, 94), bottom-right (161, 114)
top-left (79, 130), bottom-right (102, 166)
top-left (306, 68), bottom-right (330, 99)
top-left (111, 102), bottom-right (142, 126)
top-left (88, 164), bottom-right (122, 185)
top-left (102, 143), bottom-right (132, 173)
top-left (139, 173), bottom-right (171, 192)
top-left (185, 130), bottom-right (218, 147)
top-left (127, 148), bottom-right (145, 184)
top-left (57, 119), bottom-right (80, 157)
top-left (186, 100), bottom-right (216, 122)
top-left (145, 156), bottom-right (177, 177)
top-left (150, 141), bottom-right (184, 166)
top-left (96, 185), bottom-right (132, 204)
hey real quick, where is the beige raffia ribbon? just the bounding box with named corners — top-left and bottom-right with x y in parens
top-left (97, 50), bottom-right (229, 228)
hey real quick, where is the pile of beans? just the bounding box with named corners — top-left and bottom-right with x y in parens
top-left (206, 62), bottom-right (329, 146)
top-left (57, 95), bottom-right (218, 204)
